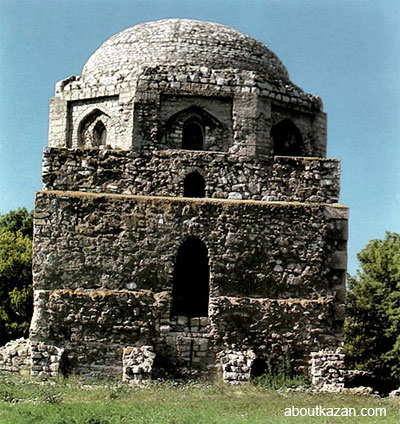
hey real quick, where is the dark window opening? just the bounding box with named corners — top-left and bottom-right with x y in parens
top-left (171, 237), bottom-right (209, 317)
top-left (59, 351), bottom-right (74, 377)
top-left (271, 119), bottom-right (303, 156)
top-left (182, 118), bottom-right (204, 150)
top-left (94, 121), bottom-right (107, 146)
top-left (250, 357), bottom-right (267, 379)
top-left (184, 172), bottom-right (205, 198)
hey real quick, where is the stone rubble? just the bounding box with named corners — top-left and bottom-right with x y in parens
top-left (122, 345), bottom-right (155, 385)
top-left (0, 338), bottom-right (31, 373)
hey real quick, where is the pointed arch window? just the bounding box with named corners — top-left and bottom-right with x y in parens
top-left (171, 237), bottom-right (210, 317)
top-left (184, 172), bottom-right (205, 198)
top-left (271, 119), bottom-right (303, 156)
top-left (78, 109), bottom-right (109, 148)
top-left (182, 118), bottom-right (204, 150)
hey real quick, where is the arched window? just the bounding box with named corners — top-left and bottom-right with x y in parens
top-left (78, 109), bottom-right (109, 148)
top-left (184, 172), bottom-right (205, 198)
top-left (171, 237), bottom-right (209, 317)
top-left (182, 118), bottom-right (204, 150)
top-left (93, 121), bottom-right (107, 146)
top-left (271, 119), bottom-right (303, 156)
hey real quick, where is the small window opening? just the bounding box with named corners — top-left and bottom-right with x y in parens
top-left (184, 172), bottom-right (205, 198)
top-left (94, 121), bottom-right (107, 146)
top-left (272, 119), bottom-right (303, 156)
top-left (250, 357), bottom-right (267, 379)
top-left (171, 237), bottom-right (209, 317)
top-left (59, 351), bottom-right (74, 377)
top-left (182, 118), bottom-right (204, 150)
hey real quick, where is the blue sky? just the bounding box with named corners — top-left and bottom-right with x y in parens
top-left (0, 0), bottom-right (399, 275)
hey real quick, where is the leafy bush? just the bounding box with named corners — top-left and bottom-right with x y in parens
top-left (0, 208), bottom-right (33, 345)
top-left (345, 232), bottom-right (400, 381)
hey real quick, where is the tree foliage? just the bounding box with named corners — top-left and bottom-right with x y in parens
top-left (0, 208), bottom-right (33, 345)
top-left (345, 232), bottom-right (400, 381)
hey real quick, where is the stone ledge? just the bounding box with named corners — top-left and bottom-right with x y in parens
top-left (37, 189), bottom-right (347, 210)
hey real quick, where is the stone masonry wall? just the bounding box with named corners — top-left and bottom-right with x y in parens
top-left (58, 66), bottom-right (321, 113)
top-left (30, 341), bottom-right (64, 378)
top-left (31, 191), bottom-right (347, 377)
top-left (0, 338), bottom-right (31, 374)
top-left (50, 86), bottom-right (326, 157)
top-left (41, 148), bottom-right (340, 203)
top-left (218, 349), bottom-right (256, 384)
top-left (311, 348), bottom-right (345, 392)
top-left (122, 345), bottom-right (155, 385)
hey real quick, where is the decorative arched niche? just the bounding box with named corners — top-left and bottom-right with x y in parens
top-left (171, 237), bottom-right (210, 317)
top-left (182, 117), bottom-right (204, 150)
top-left (165, 106), bottom-right (228, 151)
top-left (77, 109), bottom-right (110, 148)
top-left (271, 118), bottom-right (304, 157)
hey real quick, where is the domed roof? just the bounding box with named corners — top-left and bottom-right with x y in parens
top-left (82, 19), bottom-right (289, 82)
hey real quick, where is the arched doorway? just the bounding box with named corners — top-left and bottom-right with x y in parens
top-left (171, 237), bottom-right (209, 317)
top-left (182, 118), bottom-right (204, 150)
top-left (184, 172), bottom-right (206, 198)
top-left (271, 119), bottom-right (303, 156)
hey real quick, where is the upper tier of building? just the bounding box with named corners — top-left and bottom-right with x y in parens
top-left (48, 19), bottom-right (329, 168)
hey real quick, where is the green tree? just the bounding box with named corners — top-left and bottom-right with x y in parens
top-left (0, 208), bottom-right (33, 345)
top-left (345, 232), bottom-right (400, 381)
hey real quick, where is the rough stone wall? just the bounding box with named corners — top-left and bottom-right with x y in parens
top-left (30, 341), bottom-right (64, 378)
top-left (31, 190), bottom-right (347, 377)
top-left (49, 86), bottom-right (325, 159)
top-left (58, 66), bottom-right (321, 112)
top-left (218, 349), bottom-right (255, 384)
top-left (311, 348), bottom-right (345, 392)
top-left (0, 338), bottom-right (31, 373)
top-left (166, 316), bottom-right (215, 375)
top-left (41, 148), bottom-right (340, 203)
top-left (122, 346), bottom-right (155, 384)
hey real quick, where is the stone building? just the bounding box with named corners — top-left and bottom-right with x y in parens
top-left (29, 19), bottom-right (348, 382)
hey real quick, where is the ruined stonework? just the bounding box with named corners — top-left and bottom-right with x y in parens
top-left (29, 19), bottom-right (348, 381)
top-left (311, 348), bottom-right (345, 392)
top-left (122, 346), bottom-right (155, 385)
top-left (0, 338), bottom-right (31, 374)
top-left (218, 349), bottom-right (256, 384)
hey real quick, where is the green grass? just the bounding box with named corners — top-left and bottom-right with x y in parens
top-left (0, 374), bottom-right (399, 424)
